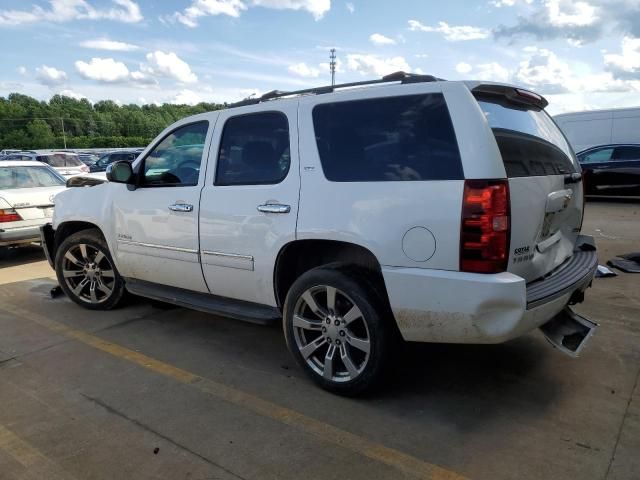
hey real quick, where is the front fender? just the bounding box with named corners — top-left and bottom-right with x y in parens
top-left (52, 184), bottom-right (118, 266)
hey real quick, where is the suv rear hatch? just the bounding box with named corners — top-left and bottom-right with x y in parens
top-left (473, 85), bottom-right (583, 283)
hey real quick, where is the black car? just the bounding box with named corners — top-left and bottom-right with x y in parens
top-left (577, 144), bottom-right (640, 197)
top-left (90, 151), bottom-right (140, 173)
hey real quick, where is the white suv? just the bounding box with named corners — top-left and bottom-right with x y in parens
top-left (41, 73), bottom-right (598, 395)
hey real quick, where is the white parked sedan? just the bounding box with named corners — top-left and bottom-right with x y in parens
top-left (0, 161), bottom-right (66, 249)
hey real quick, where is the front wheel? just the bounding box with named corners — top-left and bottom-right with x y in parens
top-left (55, 229), bottom-right (126, 310)
top-left (283, 267), bottom-right (392, 396)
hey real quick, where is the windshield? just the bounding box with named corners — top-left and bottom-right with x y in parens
top-left (0, 166), bottom-right (66, 189)
top-left (37, 153), bottom-right (83, 167)
top-left (477, 96), bottom-right (578, 177)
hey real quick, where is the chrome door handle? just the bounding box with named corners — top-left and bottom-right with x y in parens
top-left (168, 203), bottom-right (193, 212)
top-left (257, 203), bottom-right (290, 214)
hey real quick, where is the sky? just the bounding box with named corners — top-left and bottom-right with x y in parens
top-left (0, 0), bottom-right (639, 114)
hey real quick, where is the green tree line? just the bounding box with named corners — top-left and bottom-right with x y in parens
top-left (0, 93), bottom-right (226, 150)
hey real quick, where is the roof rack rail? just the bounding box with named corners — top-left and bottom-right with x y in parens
top-left (228, 71), bottom-right (443, 108)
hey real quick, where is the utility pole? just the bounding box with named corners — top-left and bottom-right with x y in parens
top-left (329, 48), bottom-right (336, 86)
top-left (60, 118), bottom-right (67, 149)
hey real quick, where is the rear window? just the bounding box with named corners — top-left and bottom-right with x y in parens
top-left (0, 166), bottom-right (65, 189)
top-left (312, 94), bottom-right (463, 182)
top-left (477, 95), bottom-right (578, 177)
top-left (38, 154), bottom-right (83, 167)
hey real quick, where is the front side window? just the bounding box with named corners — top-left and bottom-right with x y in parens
top-left (613, 146), bottom-right (640, 161)
top-left (312, 94), bottom-right (463, 182)
top-left (215, 112), bottom-right (291, 186)
top-left (0, 166), bottom-right (65, 189)
top-left (579, 148), bottom-right (614, 164)
top-left (141, 121), bottom-right (209, 187)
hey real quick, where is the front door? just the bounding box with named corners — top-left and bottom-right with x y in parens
top-left (113, 117), bottom-right (214, 292)
top-left (199, 105), bottom-right (300, 306)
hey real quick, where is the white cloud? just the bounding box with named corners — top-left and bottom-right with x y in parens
top-left (408, 20), bottom-right (490, 41)
top-left (346, 54), bottom-right (412, 77)
top-left (171, 89), bottom-right (203, 105)
top-left (605, 36), bottom-right (640, 77)
top-left (80, 38), bottom-right (140, 52)
top-left (456, 62), bottom-right (472, 74)
top-left (75, 57), bottom-right (130, 83)
top-left (490, 0), bottom-right (533, 7)
top-left (36, 65), bottom-right (67, 86)
top-left (172, 0), bottom-right (329, 27)
top-left (142, 51), bottom-right (198, 83)
top-left (369, 33), bottom-right (396, 46)
top-left (546, 0), bottom-right (598, 28)
top-left (252, 0), bottom-right (330, 20)
top-left (0, 0), bottom-right (142, 26)
top-left (476, 62), bottom-right (511, 82)
top-left (58, 89), bottom-right (87, 100)
top-left (514, 47), bottom-right (640, 95)
top-left (346, 2), bottom-right (354, 13)
top-left (17, 66), bottom-right (27, 76)
top-left (514, 47), bottom-right (572, 92)
top-left (288, 62), bottom-right (320, 77)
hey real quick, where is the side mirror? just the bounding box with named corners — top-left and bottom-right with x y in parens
top-left (106, 161), bottom-right (134, 184)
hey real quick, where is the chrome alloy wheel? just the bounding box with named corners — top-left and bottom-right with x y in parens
top-left (61, 243), bottom-right (116, 304)
top-left (293, 285), bottom-right (371, 382)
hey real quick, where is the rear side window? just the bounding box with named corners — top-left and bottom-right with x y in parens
top-left (477, 95), bottom-right (578, 177)
top-left (215, 112), bottom-right (291, 186)
top-left (312, 94), bottom-right (463, 182)
top-left (39, 154), bottom-right (83, 167)
top-left (613, 146), bottom-right (640, 161)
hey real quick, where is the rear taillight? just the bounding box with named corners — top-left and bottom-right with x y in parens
top-left (81, 164), bottom-right (89, 173)
top-left (460, 179), bottom-right (510, 274)
top-left (0, 208), bottom-right (22, 223)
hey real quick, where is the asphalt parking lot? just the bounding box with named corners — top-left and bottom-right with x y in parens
top-left (0, 200), bottom-right (638, 480)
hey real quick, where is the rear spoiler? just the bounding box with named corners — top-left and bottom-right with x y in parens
top-left (472, 84), bottom-right (549, 110)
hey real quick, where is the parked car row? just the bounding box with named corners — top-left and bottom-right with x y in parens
top-left (0, 151), bottom-right (89, 177)
top-left (0, 148), bottom-right (145, 179)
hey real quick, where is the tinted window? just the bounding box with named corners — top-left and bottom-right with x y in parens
top-left (613, 146), bottom-right (640, 161)
top-left (38, 154), bottom-right (83, 167)
top-left (579, 148), bottom-right (614, 164)
top-left (0, 166), bottom-right (65, 189)
top-left (313, 94), bottom-right (462, 182)
top-left (215, 112), bottom-right (290, 186)
top-left (477, 96), bottom-right (578, 177)
top-left (141, 121), bottom-right (208, 187)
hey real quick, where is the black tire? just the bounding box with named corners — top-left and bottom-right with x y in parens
top-left (55, 229), bottom-right (126, 310)
top-left (283, 266), bottom-right (392, 396)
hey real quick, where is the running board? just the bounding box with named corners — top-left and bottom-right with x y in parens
top-left (540, 308), bottom-right (598, 357)
top-left (124, 278), bottom-right (280, 326)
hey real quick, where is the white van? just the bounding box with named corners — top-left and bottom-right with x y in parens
top-left (555, 107), bottom-right (640, 153)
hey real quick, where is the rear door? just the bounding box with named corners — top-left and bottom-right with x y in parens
top-left (199, 105), bottom-right (299, 306)
top-left (475, 93), bottom-right (583, 283)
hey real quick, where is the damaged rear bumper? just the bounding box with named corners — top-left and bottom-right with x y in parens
top-left (382, 235), bottom-right (598, 345)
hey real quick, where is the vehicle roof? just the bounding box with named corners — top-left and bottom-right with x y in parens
top-left (555, 106), bottom-right (640, 118)
top-left (0, 160), bottom-right (50, 167)
top-left (577, 143), bottom-right (640, 154)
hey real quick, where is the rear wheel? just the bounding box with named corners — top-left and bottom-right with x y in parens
top-left (55, 229), bottom-right (126, 310)
top-left (283, 267), bottom-right (391, 396)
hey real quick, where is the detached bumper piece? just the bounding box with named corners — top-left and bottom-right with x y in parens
top-left (540, 307), bottom-right (598, 357)
top-left (39, 223), bottom-right (55, 268)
